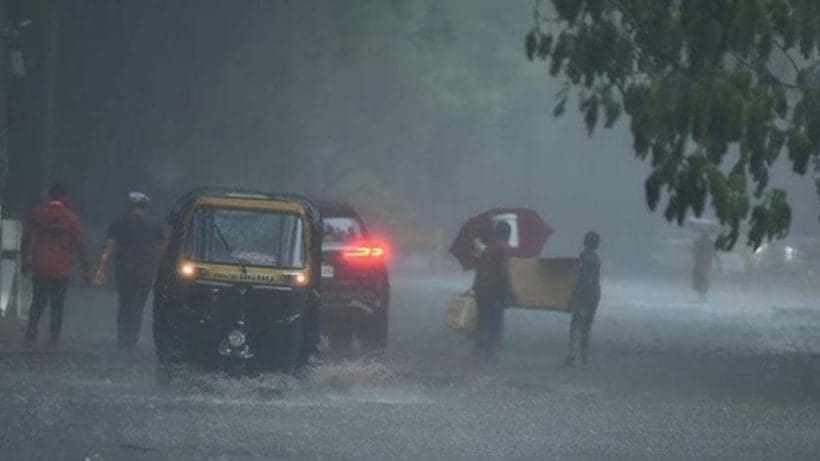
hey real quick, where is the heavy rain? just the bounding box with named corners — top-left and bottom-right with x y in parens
top-left (1, 1), bottom-right (819, 460)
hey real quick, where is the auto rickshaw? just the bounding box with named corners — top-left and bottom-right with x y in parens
top-left (153, 188), bottom-right (321, 371)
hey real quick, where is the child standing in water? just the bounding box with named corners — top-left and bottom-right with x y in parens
top-left (565, 232), bottom-right (601, 367)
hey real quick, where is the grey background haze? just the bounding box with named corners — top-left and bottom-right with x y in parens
top-left (5, 0), bottom-right (817, 270)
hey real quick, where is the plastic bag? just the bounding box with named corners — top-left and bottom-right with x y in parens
top-left (446, 292), bottom-right (477, 337)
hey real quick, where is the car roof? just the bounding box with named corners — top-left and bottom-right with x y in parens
top-left (316, 201), bottom-right (360, 218)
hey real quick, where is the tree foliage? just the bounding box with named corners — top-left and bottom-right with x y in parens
top-left (526, 0), bottom-right (820, 249)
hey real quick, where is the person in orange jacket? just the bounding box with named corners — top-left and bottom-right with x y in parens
top-left (21, 182), bottom-right (90, 348)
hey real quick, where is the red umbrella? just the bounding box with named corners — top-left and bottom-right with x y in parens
top-left (450, 208), bottom-right (554, 270)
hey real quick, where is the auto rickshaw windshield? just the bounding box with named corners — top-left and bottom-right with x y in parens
top-left (184, 206), bottom-right (307, 269)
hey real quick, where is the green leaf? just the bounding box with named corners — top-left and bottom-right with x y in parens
top-left (757, 30), bottom-right (773, 58)
top-left (553, 96), bottom-right (567, 117)
top-left (549, 33), bottom-right (569, 76)
top-left (537, 33), bottom-right (553, 59)
top-left (797, 68), bottom-right (815, 89)
top-left (553, 0), bottom-right (584, 23)
top-left (645, 173), bottom-right (662, 211)
top-left (773, 86), bottom-right (788, 118)
top-left (601, 86), bottom-right (622, 128)
top-left (788, 130), bottom-right (812, 174)
top-left (525, 30), bottom-right (537, 61)
top-left (581, 94), bottom-right (600, 134)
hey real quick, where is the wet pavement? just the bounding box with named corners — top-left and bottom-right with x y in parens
top-left (1, 273), bottom-right (819, 460)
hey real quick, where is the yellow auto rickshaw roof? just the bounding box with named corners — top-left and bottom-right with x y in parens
top-left (194, 194), bottom-right (308, 215)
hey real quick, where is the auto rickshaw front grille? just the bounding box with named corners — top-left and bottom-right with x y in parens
top-left (186, 283), bottom-right (307, 329)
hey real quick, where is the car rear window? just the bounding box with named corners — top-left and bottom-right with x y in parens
top-left (323, 217), bottom-right (363, 243)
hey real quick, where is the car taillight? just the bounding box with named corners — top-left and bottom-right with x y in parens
top-left (342, 241), bottom-right (388, 264)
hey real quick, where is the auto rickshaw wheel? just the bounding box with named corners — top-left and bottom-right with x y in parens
top-left (280, 314), bottom-right (305, 371)
top-left (299, 301), bottom-right (321, 366)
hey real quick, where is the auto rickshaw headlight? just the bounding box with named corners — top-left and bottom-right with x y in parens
top-left (179, 262), bottom-right (196, 278)
top-left (285, 272), bottom-right (308, 286)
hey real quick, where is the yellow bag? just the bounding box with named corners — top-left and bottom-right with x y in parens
top-left (446, 293), bottom-right (477, 336)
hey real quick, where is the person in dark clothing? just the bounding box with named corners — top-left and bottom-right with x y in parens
top-left (564, 231), bottom-right (602, 368)
top-left (21, 182), bottom-right (91, 348)
top-left (94, 192), bottom-right (165, 352)
top-left (473, 221), bottom-right (513, 361)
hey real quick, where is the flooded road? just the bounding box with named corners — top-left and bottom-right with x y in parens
top-left (1, 273), bottom-right (820, 460)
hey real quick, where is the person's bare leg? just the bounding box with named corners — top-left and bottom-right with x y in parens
top-left (580, 323), bottom-right (592, 365)
top-left (565, 324), bottom-right (580, 367)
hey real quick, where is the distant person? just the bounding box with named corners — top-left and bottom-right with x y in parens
top-left (472, 221), bottom-right (513, 361)
top-left (94, 192), bottom-right (164, 352)
top-left (564, 231), bottom-right (601, 368)
top-left (21, 182), bottom-right (91, 349)
top-left (692, 232), bottom-right (716, 302)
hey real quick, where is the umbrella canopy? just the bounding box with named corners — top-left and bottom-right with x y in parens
top-left (449, 208), bottom-right (554, 270)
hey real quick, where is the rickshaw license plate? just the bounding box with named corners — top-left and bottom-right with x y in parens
top-left (321, 265), bottom-right (334, 278)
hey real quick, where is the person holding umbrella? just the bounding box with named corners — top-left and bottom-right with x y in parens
top-left (450, 208), bottom-right (552, 361)
top-left (472, 221), bottom-right (513, 361)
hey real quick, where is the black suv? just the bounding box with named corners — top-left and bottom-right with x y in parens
top-left (318, 202), bottom-right (390, 353)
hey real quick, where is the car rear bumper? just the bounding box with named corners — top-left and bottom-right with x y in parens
top-left (322, 297), bottom-right (379, 313)
top-left (321, 285), bottom-right (384, 314)
top-left (322, 284), bottom-right (381, 307)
